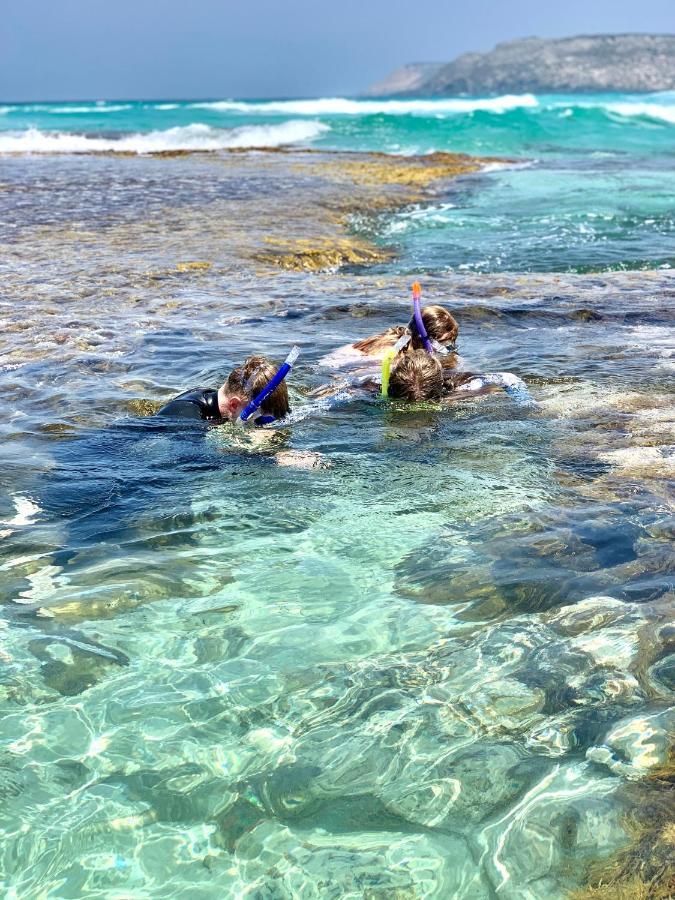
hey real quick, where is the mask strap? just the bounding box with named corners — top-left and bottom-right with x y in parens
top-left (392, 331), bottom-right (412, 354)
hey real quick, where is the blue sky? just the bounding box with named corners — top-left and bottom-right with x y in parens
top-left (2, 0), bottom-right (674, 100)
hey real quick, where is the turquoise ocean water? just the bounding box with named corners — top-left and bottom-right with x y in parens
top-left (0, 94), bottom-right (674, 898)
top-left (2, 92), bottom-right (675, 272)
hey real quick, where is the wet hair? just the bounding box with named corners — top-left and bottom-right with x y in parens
top-left (225, 355), bottom-right (290, 419)
top-left (352, 325), bottom-right (407, 355)
top-left (352, 305), bottom-right (459, 355)
top-left (442, 369), bottom-right (476, 394)
top-left (388, 350), bottom-right (444, 401)
top-left (409, 304), bottom-right (459, 350)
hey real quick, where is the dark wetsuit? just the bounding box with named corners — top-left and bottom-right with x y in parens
top-left (157, 388), bottom-right (223, 422)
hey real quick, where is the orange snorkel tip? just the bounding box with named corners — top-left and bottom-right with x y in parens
top-left (411, 281), bottom-right (433, 352)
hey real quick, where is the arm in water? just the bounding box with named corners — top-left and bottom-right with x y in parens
top-left (448, 372), bottom-right (536, 406)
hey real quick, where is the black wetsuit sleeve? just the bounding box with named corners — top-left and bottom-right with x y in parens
top-left (156, 388), bottom-right (222, 421)
top-left (156, 398), bottom-right (206, 419)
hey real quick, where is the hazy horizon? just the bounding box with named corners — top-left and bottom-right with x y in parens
top-left (3, 0), bottom-right (675, 102)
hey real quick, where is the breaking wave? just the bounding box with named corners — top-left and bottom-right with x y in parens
top-left (603, 101), bottom-right (675, 125)
top-left (543, 95), bottom-right (675, 125)
top-left (189, 94), bottom-right (540, 116)
top-left (47, 104), bottom-right (134, 114)
top-left (0, 120), bottom-right (329, 154)
top-left (4, 103), bottom-right (133, 114)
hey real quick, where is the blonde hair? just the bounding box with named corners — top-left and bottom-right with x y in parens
top-left (353, 326), bottom-right (407, 355)
top-left (226, 355), bottom-right (290, 419)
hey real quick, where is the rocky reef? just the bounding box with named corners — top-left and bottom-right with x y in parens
top-left (366, 34), bottom-right (675, 96)
top-left (250, 150), bottom-right (486, 272)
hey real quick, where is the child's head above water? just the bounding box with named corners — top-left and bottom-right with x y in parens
top-left (221, 355), bottom-right (291, 421)
top-left (353, 305), bottom-right (459, 356)
top-left (410, 304), bottom-right (458, 350)
top-left (388, 350), bottom-right (444, 402)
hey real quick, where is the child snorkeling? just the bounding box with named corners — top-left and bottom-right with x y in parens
top-left (313, 349), bottom-right (531, 406)
top-left (316, 284), bottom-right (534, 407)
top-left (319, 295), bottom-right (460, 373)
top-left (385, 350), bottom-right (534, 405)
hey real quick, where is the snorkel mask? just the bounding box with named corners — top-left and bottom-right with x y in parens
top-left (239, 346), bottom-right (300, 426)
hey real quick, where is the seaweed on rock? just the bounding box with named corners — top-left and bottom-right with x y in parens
top-left (570, 747), bottom-right (675, 899)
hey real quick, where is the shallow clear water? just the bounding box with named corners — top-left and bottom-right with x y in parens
top-left (1, 122), bottom-right (674, 897)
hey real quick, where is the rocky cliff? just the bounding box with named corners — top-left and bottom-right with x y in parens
top-left (366, 34), bottom-right (675, 95)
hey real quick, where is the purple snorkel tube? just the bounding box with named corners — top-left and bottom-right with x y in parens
top-left (411, 282), bottom-right (434, 353)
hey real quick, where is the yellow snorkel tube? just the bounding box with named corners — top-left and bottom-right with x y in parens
top-left (381, 314), bottom-right (415, 397)
top-left (381, 349), bottom-right (395, 397)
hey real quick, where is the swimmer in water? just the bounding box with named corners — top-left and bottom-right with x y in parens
top-left (318, 283), bottom-right (533, 407)
top-left (319, 304), bottom-right (461, 373)
top-left (389, 351), bottom-right (535, 405)
top-left (157, 353), bottom-right (327, 468)
top-left (313, 349), bottom-right (534, 407)
top-left (157, 355), bottom-right (290, 424)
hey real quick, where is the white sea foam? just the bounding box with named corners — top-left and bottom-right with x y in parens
top-left (11, 103), bottom-right (132, 114)
top-left (190, 94), bottom-right (540, 116)
top-left (0, 120), bottom-right (329, 154)
top-left (48, 104), bottom-right (133, 114)
top-left (4, 495), bottom-right (41, 527)
top-left (545, 97), bottom-right (675, 125)
top-left (0, 494), bottom-right (42, 539)
top-left (478, 160), bottom-right (535, 172)
top-left (605, 101), bottom-right (675, 125)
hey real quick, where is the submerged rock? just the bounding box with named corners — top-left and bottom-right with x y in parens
top-left (175, 260), bottom-right (212, 272)
top-left (379, 744), bottom-right (546, 830)
top-left (254, 237), bottom-right (392, 272)
top-left (460, 679), bottom-right (545, 733)
top-left (477, 762), bottom-right (627, 899)
top-left (231, 821), bottom-right (491, 898)
top-left (570, 766), bottom-right (675, 899)
top-left (586, 708), bottom-right (675, 779)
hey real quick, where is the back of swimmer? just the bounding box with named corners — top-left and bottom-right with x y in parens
top-left (157, 356), bottom-right (291, 424)
top-left (387, 350), bottom-right (535, 406)
top-left (319, 304), bottom-right (460, 372)
top-left (314, 352), bottom-right (466, 404)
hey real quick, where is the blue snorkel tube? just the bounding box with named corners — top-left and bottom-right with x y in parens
top-left (239, 346), bottom-right (300, 425)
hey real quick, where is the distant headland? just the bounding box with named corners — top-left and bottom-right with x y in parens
top-left (365, 34), bottom-right (675, 95)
